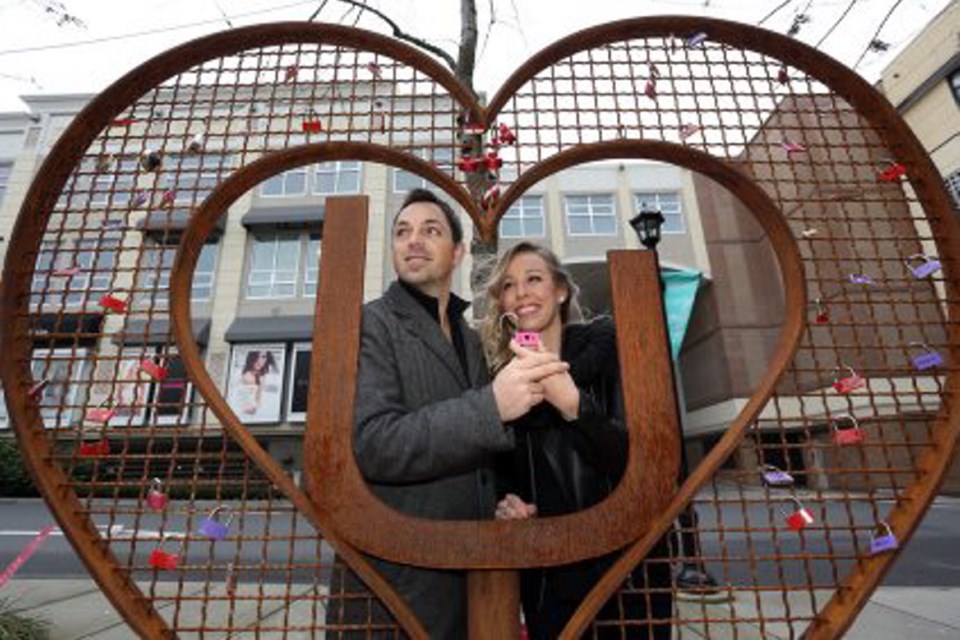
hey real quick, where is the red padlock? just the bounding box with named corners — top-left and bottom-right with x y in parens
top-left (813, 298), bottom-right (829, 324)
top-left (832, 364), bottom-right (865, 394)
top-left (832, 414), bottom-right (866, 445)
top-left (148, 535), bottom-right (183, 570)
top-left (457, 156), bottom-right (483, 172)
top-left (644, 78), bottom-right (657, 100)
top-left (28, 379), bottom-right (49, 400)
top-left (497, 122), bottom-right (516, 146)
top-left (85, 406), bottom-right (116, 424)
top-left (78, 439), bottom-right (111, 458)
top-left (782, 498), bottom-right (814, 531)
top-left (146, 478), bottom-right (169, 511)
top-left (878, 162), bottom-right (906, 182)
top-left (301, 119), bottom-right (324, 133)
top-left (139, 358), bottom-right (169, 381)
top-left (777, 65), bottom-right (790, 85)
top-left (98, 294), bottom-right (128, 314)
top-left (484, 152), bottom-right (503, 171)
top-left (481, 184), bottom-right (500, 210)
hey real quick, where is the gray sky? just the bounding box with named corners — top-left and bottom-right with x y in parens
top-left (0, 0), bottom-right (953, 113)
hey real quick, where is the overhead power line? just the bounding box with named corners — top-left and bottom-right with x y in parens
top-left (853, 0), bottom-right (905, 69)
top-left (0, 0), bottom-right (316, 57)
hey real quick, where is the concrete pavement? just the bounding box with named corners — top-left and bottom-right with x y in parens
top-left (3, 577), bottom-right (959, 638)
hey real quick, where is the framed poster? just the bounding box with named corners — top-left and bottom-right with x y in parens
top-left (226, 343), bottom-right (286, 424)
top-left (109, 351), bottom-right (150, 427)
top-left (286, 343), bottom-right (312, 423)
top-left (30, 348), bottom-right (91, 428)
top-left (151, 353), bottom-right (194, 426)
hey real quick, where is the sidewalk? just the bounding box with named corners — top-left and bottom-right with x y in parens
top-left (3, 578), bottom-right (958, 639)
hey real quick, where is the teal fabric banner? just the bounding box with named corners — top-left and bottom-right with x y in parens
top-left (661, 269), bottom-right (702, 360)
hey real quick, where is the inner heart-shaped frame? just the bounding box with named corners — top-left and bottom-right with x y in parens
top-left (1, 15), bottom-right (958, 640)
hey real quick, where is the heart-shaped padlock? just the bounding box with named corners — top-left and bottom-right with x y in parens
top-left (148, 534), bottom-right (184, 570)
top-left (833, 364), bottom-right (866, 394)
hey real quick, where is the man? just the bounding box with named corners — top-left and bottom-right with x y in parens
top-left (342, 188), bottom-right (567, 638)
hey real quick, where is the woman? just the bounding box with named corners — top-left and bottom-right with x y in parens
top-left (479, 241), bottom-right (672, 640)
top-left (238, 350), bottom-right (277, 416)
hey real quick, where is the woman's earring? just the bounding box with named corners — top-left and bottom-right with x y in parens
top-left (558, 297), bottom-right (565, 304)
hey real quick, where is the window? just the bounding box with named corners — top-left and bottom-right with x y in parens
top-left (945, 169), bottom-right (960, 214)
top-left (65, 238), bottom-right (120, 306)
top-left (31, 241), bottom-right (58, 307)
top-left (286, 343), bottom-right (312, 422)
top-left (30, 348), bottom-right (91, 428)
top-left (89, 152), bottom-right (137, 207)
top-left (500, 196), bottom-right (545, 238)
top-left (0, 384), bottom-right (8, 429)
top-left (303, 235), bottom-right (321, 297)
top-left (565, 194), bottom-right (617, 236)
top-left (0, 162), bottom-right (11, 207)
top-left (635, 192), bottom-right (685, 234)
top-left (394, 147), bottom-right (454, 192)
top-left (138, 242), bottom-right (218, 305)
top-left (159, 153), bottom-right (225, 204)
top-left (247, 233), bottom-right (302, 298)
top-left (950, 69), bottom-right (960, 106)
top-left (261, 166), bottom-right (308, 197)
top-left (226, 343), bottom-right (287, 424)
top-left (314, 161), bottom-right (360, 195)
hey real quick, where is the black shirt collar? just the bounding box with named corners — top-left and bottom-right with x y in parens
top-left (398, 279), bottom-right (471, 324)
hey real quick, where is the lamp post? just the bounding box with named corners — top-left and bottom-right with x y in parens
top-left (628, 203), bottom-right (720, 595)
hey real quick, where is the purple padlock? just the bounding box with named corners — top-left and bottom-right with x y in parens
top-left (198, 506), bottom-right (233, 541)
top-left (905, 254), bottom-right (941, 279)
top-left (869, 521), bottom-right (899, 555)
top-left (760, 465), bottom-right (794, 487)
top-left (909, 342), bottom-right (943, 371)
top-left (848, 273), bottom-right (873, 285)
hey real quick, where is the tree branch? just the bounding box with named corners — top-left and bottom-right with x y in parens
top-left (333, 0), bottom-right (458, 72)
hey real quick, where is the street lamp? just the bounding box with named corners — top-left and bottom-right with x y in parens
top-left (629, 202), bottom-right (720, 595)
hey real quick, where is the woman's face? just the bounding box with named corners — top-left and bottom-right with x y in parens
top-left (499, 252), bottom-right (566, 334)
top-left (253, 352), bottom-right (268, 372)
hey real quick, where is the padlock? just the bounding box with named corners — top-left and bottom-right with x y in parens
top-left (515, 331), bottom-right (540, 349)
top-left (777, 65), bottom-right (789, 84)
top-left (848, 273), bottom-right (873, 285)
top-left (148, 535), bottom-right (183, 570)
top-left (781, 498), bottom-right (814, 531)
top-left (685, 32), bottom-right (708, 48)
top-left (909, 342), bottom-right (943, 371)
top-left (462, 122), bottom-right (487, 136)
top-left (85, 406), bottom-right (116, 424)
top-left (131, 191), bottom-right (149, 208)
top-left (457, 156), bottom-right (483, 172)
top-left (832, 364), bottom-right (865, 394)
top-left (146, 478), bottom-right (168, 511)
top-left (481, 184), bottom-right (500, 210)
top-left (99, 293), bottom-right (128, 314)
top-left (644, 78), bottom-right (657, 100)
top-left (878, 162), bottom-right (906, 182)
top-left (186, 132), bottom-right (204, 154)
top-left (813, 298), bottom-right (829, 324)
top-left (483, 152), bottom-right (503, 171)
top-left (832, 414), bottom-right (866, 445)
top-left (366, 61), bottom-right (382, 78)
top-left (28, 379), bottom-right (49, 400)
top-left (869, 521), bottom-right (899, 556)
top-left (111, 117), bottom-right (135, 127)
top-left (679, 123), bottom-right (701, 140)
top-left (301, 119), bottom-right (323, 133)
top-left (198, 506), bottom-right (234, 541)
top-left (53, 265), bottom-right (82, 277)
top-left (78, 439), bottom-right (110, 458)
top-left (140, 149), bottom-right (163, 173)
top-left (497, 122), bottom-right (516, 146)
top-left (780, 139), bottom-right (805, 154)
top-left (160, 189), bottom-right (177, 207)
top-left (904, 254), bottom-right (941, 279)
top-left (283, 64), bottom-right (298, 82)
top-left (760, 465), bottom-right (794, 488)
top-left (139, 358), bottom-right (169, 381)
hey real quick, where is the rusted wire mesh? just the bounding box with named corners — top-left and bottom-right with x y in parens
top-left (1, 17), bottom-right (956, 639)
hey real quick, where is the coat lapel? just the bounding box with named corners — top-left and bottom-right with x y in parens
top-left (385, 282), bottom-right (470, 388)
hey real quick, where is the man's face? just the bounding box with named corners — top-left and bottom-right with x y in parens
top-left (391, 201), bottom-right (464, 295)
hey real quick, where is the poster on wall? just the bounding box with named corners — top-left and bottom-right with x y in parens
top-left (109, 351), bottom-right (150, 427)
top-left (30, 348), bottom-right (91, 428)
top-left (286, 343), bottom-right (312, 423)
top-left (226, 343), bottom-right (286, 424)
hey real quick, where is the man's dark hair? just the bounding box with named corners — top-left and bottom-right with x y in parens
top-left (394, 188), bottom-right (463, 244)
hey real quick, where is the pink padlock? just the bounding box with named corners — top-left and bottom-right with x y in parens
top-left (139, 358), bottom-right (169, 381)
top-left (832, 414), bottom-right (866, 445)
top-left (85, 405), bottom-right (116, 424)
top-left (781, 497), bottom-right (814, 531)
top-left (515, 331), bottom-right (540, 349)
top-left (146, 478), bottom-right (168, 511)
top-left (833, 364), bottom-right (865, 394)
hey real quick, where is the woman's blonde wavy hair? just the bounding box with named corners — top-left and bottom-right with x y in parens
top-left (478, 241), bottom-right (583, 374)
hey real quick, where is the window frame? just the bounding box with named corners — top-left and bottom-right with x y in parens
top-left (393, 146), bottom-right (454, 192)
top-left (312, 160), bottom-right (361, 195)
top-left (246, 232), bottom-right (302, 299)
top-left (499, 195), bottom-right (546, 238)
top-left (564, 193), bottom-right (618, 237)
top-left (634, 191), bottom-right (686, 234)
top-left (260, 165), bottom-right (309, 198)
top-left (30, 347), bottom-right (91, 429)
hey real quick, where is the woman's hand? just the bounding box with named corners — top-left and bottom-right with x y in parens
top-left (511, 342), bottom-right (580, 420)
top-left (495, 493), bottom-right (537, 520)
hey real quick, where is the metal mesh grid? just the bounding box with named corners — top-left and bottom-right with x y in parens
top-left (1, 18), bottom-right (956, 639)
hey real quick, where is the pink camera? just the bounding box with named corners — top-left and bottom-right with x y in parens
top-left (515, 331), bottom-right (540, 348)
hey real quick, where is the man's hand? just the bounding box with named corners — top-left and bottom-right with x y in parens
top-left (492, 342), bottom-right (569, 422)
top-left (495, 493), bottom-right (537, 520)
